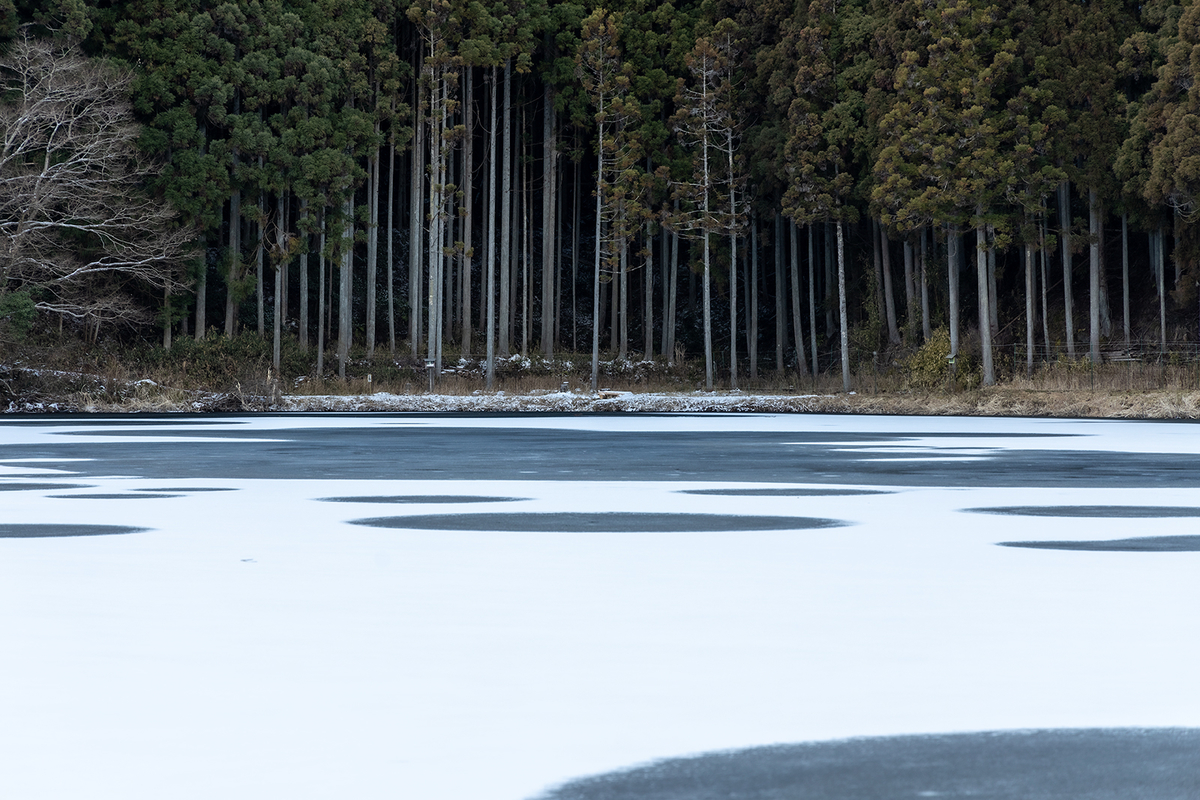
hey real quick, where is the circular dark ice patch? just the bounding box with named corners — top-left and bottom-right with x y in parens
top-left (321, 495), bottom-right (526, 504)
top-left (0, 483), bottom-right (93, 492)
top-left (966, 505), bottom-right (1200, 518)
top-left (50, 493), bottom-right (183, 500)
top-left (679, 488), bottom-right (891, 497)
top-left (0, 524), bottom-right (148, 538)
top-left (1000, 536), bottom-right (1200, 552)
top-left (350, 512), bottom-right (846, 533)
top-left (537, 728), bottom-right (1200, 800)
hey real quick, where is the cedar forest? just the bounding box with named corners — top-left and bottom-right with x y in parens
top-left (3, 0), bottom-right (1200, 393)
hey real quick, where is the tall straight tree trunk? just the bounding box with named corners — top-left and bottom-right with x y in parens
top-left (948, 223), bottom-right (960, 358)
top-left (256, 186), bottom-right (265, 337)
top-left (618, 233), bottom-right (627, 360)
top-left (1025, 241), bottom-right (1035, 376)
top-left (808, 223), bottom-right (817, 375)
top-left (667, 202), bottom-right (679, 363)
top-left (824, 222), bottom-right (834, 337)
top-left (729, 227), bottom-right (738, 389)
top-left (522, 131), bottom-right (532, 357)
top-left (1089, 188), bottom-right (1101, 363)
top-left (317, 213), bottom-right (326, 375)
top-left (387, 131), bottom-right (396, 354)
top-left (1121, 212), bottom-right (1129, 346)
top-left (790, 220), bottom-right (807, 376)
top-left (644, 220), bottom-right (653, 359)
top-left (195, 264), bottom-right (206, 341)
top-left (903, 239), bottom-right (914, 338)
top-left (225, 186), bottom-right (241, 337)
top-left (499, 59), bottom-right (512, 355)
top-left (920, 226), bottom-right (931, 341)
top-left (486, 66), bottom-right (498, 390)
top-left (749, 214), bottom-right (758, 379)
top-left (880, 221), bottom-right (899, 344)
top-left (836, 219), bottom-right (849, 392)
top-left (367, 134), bottom-right (380, 358)
top-left (871, 218), bottom-right (884, 335)
top-left (1152, 224), bottom-right (1161, 352)
top-left (774, 214), bottom-right (784, 371)
top-left (660, 214), bottom-right (669, 357)
top-left (572, 156), bottom-right (580, 353)
top-left (460, 69), bottom-right (473, 358)
top-left (273, 197), bottom-right (286, 370)
top-left (1058, 180), bottom-right (1075, 358)
top-left (299, 199), bottom-right (309, 351)
top-left (1040, 215), bottom-right (1050, 356)
top-left (976, 209), bottom-right (994, 386)
top-left (409, 84), bottom-right (425, 354)
top-left (591, 117), bottom-right (604, 392)
top-left (541, 84), bottom-right (556, 358)
top-left (986, 227), bottom-right (998, 336)
top-left (338, 194), bottom-right (353, 379)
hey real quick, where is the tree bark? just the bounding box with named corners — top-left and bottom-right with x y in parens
top-left (486, 66), bottom-right (498, 390)
top-left (1089, 188), bottom-right (1101, 363)
top-left (499, 59), bottom-right (512, 355)
top-left (1058, 180), bottom-right (1075, 358)
top-left (948, 223), bottom-right (960, 358)
top-left (774, 214), bottom-right (784, 371)
top-left (920, 226), bottom-right (931, 342)
top-left (837, 219), bottom-right (849, 393)
top-left (749, 214), bottom-right (758, 379)
top-left (1121, 212), bottom-right (1129, 346)
top-left (880, 221), bottom-right (899, 344)
top-left (541, 83), bottom-right (556, 358)
top-left (367, 134), bottom-right (380, 358)
top-left (790, 220), bottom-right (807, 376)
top-left (976, 210), bottom-right (994, 386)
top-left (338, 194), bottom-right (353, 379)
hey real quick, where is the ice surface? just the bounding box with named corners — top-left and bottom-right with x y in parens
top-left (0, 414), bottom-right (1197, 800)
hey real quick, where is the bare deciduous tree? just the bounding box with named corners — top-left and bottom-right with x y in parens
top-left (0, 31), bottom-right (195, 330)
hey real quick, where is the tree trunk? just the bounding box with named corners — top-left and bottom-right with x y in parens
top-left (948, 223), bottom-right (960, 358)
top-left (273, 197), bottom-right (286, 370)
top-left (338, 194), bottom-right (353, 379)
top-left (387, 131), bottom-right (396, 355)
top-left (903, 237), bottom-right (915, 337)
top-left (590, 105), bottom-right (604, 392)
top-left (317, 211), bottom-right (326, 375)
top-left (836, 219), bottom-right (849, 392)
top-left (409, 83), bottom-right (424, 354)
top-left (667, 202), bottom-right (679, 363)
top-left (256, 187), bottom-right (264, 337)
top-left (1059, 180), bottom-right (1075, 358)
top-left (774, 214), bottom-right (784, 371)
top-left (225, 187), bottom-right (240, 337)
top-left (299, 199), bottom-right (309, 351)
top-left (1121, 212), bottom-right (1129, 346)
top-left (1040, 215), bottom-right (1050, 356)
top-left (541, 83), bottom-right (556, 358)
top-left (986, 227), bottom-right (998, 336)
top-left (644, 219), bottom-right (653, 360)
top-left (808, 223), bottom-right (817, 376)
top-left (729, 226), bottom-right (738, 390)
top-left (750, 214), bottom-right (758, 379)
top-left (499, 59), bottom-right (512, 355)
top-left (1025, 241), bottom-right (1035, 377)
top-left (194, 263), bottom-right (206, 341)
top-left (1089, 188), bottom-right (1101, 364)
top-left (790, 220), bottom-right (807, 376)
top-left (572, 156), bottom-right (580, 353)
top-left (920, 226), bottom-right (931, 342)
top-left (367, 135), bottom-right (380, 358)
top-left (486, 66), bottom-right (498, 390)
top-left (880, 221), bottom-right (899, 344)
top-left (976, 210), bottom-right (994, 386)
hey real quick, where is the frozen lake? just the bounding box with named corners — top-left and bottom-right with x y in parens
top-left (1, 413), bottom-right (1198, 799)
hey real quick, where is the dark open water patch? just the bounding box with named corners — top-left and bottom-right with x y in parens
top-left (321, 495), bottom-right (526, 504)
top-left (679, 488), bottom-right (891, 497)
top-left (535, 728), bottom-right (1200, 800)
top-left (0, 524), bottom-right (148, 538)
top-left (1000, 535), bottom-right (1200, 552)
top-left (967, 505), bottom-right (1200, 518)
top-left (350, 512), bottom-right (846, 533)
top-left (50, 493), bottom-right (183, 500)
top-left (0, 483), bottom-right (93, 492)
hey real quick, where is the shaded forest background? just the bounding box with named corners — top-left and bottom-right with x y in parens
top-left (5, 0), bottom-right (1200, 394)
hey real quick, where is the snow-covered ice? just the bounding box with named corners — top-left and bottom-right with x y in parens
top-left (0, 414), bottom-right (1197, 799)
